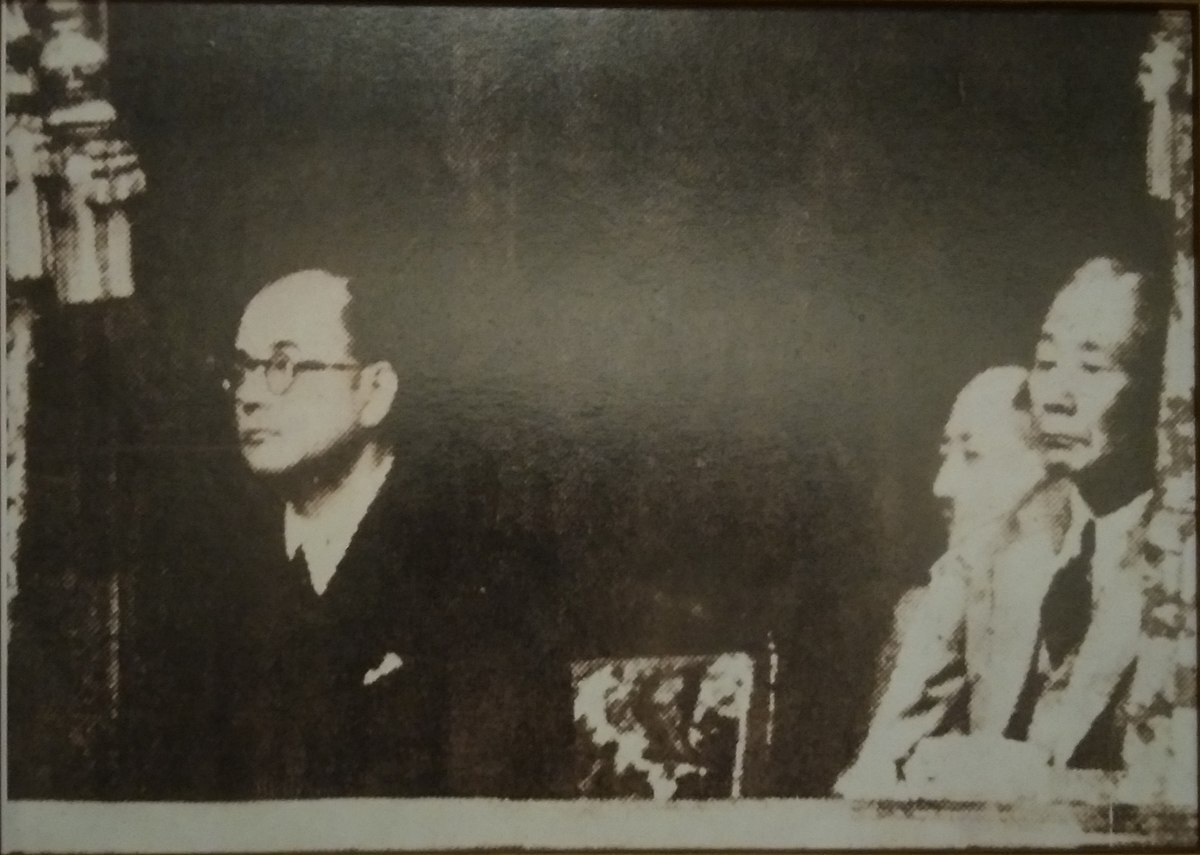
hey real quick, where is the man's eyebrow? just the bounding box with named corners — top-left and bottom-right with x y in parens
top-left (232, 341), bottom-right (297, 359)
top-left (938, 431), bottom-right (970, 446)
top-left (1080, 340), bottom-right (1102, 352)
top-left (1038, 332), bottom-right (1054, 344)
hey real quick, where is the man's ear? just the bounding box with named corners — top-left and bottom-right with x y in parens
top-left (357, 362), bottom-right (399, 429)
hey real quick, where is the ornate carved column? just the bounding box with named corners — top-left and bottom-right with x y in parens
top-left (4, 0), bottom-right (146, 796)
top-left (1123, 10), bottom-right (1196, 807)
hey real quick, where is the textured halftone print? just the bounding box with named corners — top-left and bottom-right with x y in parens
top-left (2, 2), bottom-right (1195, 850)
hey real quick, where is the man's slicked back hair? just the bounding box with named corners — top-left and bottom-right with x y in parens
top-left (343, 270), bottom-right (405, 370)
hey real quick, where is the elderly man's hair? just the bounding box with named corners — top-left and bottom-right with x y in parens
top-left (971, 365), bottom-right (1030, 409)
top-left (949, 365), bottom-right (1034, 444)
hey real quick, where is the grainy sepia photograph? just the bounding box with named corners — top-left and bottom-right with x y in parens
top-left (1, 0), bottom-right (1197, 851)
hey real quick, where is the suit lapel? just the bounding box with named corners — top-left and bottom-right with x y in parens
top-left (973, 535), bottom-right (1059, 733)
top-left (1029, 571), bottom-right (1141, 761)
top-left (967, 483), bottom-right (1088, 735)
top-left (1028, 493), bottom-right (1151, 762)
top-left (317, 475), bottom-right (424, 676)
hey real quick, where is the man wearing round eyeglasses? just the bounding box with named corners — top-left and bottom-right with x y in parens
top-left (226, 266), bottom-right (391, 494)
top-left (208, 268), bottom-right (572, 799)
top-left (229, 270), bottom-right (398, 595)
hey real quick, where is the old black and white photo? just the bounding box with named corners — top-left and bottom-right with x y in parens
top-left (2, 1), bottom-right (1196, 850)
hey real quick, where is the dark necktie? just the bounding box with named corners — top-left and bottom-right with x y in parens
top-left (1040, 519), bottom-right (1096, 672)
top-left (289, 546), bottom-right (309, 582)
top-left (287, 547), bottom-right (323, 606)
top-left (1005, 519), bottom-right (1096, 741)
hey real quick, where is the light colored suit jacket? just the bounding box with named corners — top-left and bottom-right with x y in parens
top-left (838, 481), bottom-right (1152, 797)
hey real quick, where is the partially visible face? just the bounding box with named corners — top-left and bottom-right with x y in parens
top-left (232, 271), bottom-right (366, 477)
top-left (933, 368), bottom-right (1045, 544)
top-left (1027, 266), bottom-right (1140, 476)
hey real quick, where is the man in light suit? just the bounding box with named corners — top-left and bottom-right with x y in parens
top-left (838, 258), bottom-right (1167, 800)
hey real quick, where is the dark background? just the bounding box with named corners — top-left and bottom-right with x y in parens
top-left (9, 2), bottom-right (1174, 798)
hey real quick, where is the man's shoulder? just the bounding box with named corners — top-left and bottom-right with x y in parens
top-left (1097, 489), bottom-right (1154, 539)
top-left (352, 475), bottom-right (561, 609)
top-left (350, 471), bottom-right (454, 554)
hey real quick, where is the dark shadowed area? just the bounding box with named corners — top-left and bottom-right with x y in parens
top-left (8, 2), bottom-right (1172, 798)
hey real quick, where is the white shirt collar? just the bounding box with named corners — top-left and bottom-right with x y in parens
top-left (1056, 483), bottom-right (1154, 564)
top-left (1057, 482), bottom-right (1095, 563)
top-left (284, 450), bottom-right (395, 596)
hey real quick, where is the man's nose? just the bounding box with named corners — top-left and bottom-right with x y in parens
top-left (932, 457), bottom-right (956, 500)
top-left (1037, 369), bottom-right (1077, 416)
top-left (233, 372), bottom-right (270, 411)
top-left (236, 396), bottom-right (263, 416)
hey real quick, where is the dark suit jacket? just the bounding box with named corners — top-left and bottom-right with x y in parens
top-left (124, 467), bottom-right (573, 799)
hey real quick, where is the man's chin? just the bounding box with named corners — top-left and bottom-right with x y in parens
top-left (1040, 444), bottom-right (1096, 475)
top-left (239, 447), bottom-right (302, 478)
top-left (239, 435), bottom-right (369, 486)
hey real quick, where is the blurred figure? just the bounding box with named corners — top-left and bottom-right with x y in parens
top-left (933, 366), bottom-right (1047, 548)
top-left (837, 258), bottom-right (1168, 800)
top-left (836, 365), bottom-right (1046, 797)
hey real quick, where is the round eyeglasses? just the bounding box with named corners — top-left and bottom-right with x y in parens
top-left (221, 350), bottom-right (362, 396)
